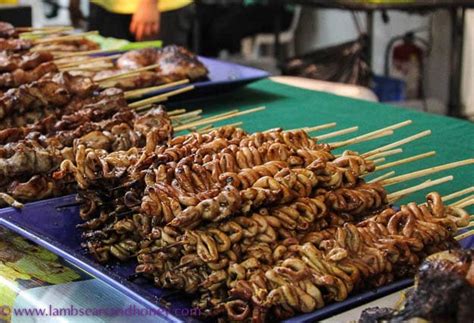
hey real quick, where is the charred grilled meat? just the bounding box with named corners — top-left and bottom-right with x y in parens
top-left (0, 39), bottom-right (33, 53)
top-left (0, 51), bottom-right (53, 72)
top-left (0, 22), bottom-right (18, 39)
top-left (93, 45), bottom-right (208, 90)
top-left (359, 249), bottom-right (474, 323)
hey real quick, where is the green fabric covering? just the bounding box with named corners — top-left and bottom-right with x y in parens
top-left (177, 79), bottom-right (474, 209)
top-left (86, 35), bottom-right (162, 50)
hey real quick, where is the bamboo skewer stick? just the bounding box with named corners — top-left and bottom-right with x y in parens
top-left (330, 120), bottom-right (412, 148)
top-left (333, 131), bottom-right (394, 158)
top-left (366, 148), bottom-right (404, 160)
top-left (196, 124), bottom-right (214, 133)
top-left (130, 85), bottom-right (195, 109)
top-left (175, 109), bottom-right (255, 131)
top-left (379, 159), bottom-right (474, 187)
top-left (175, 115), bottom-right (201, 125)
top-left (450, 195), bottom-right (474, 208)
top-left (456, 221), bottom-right (474, 233)
top-left (456, 223), bottom-right (474, 235)
top-left (362, 130), bottom-right (432, 158)
top-left (368, 171), bottom-right (396, 183)
top-left (175, 106), bottom-right (266, 132)
top-left (178, 110), bottom-right (239, 128)
top-left (170, 109), bottom-right (203, 120)
top-left (16, 26), bottom-right (73, 32)
top-left (33, 30), bottom-right (99, 43)
top-left (200, 122), bottom-right (244, 133)
top-left (59, 63), bottom-right (115, 72)
top-left (455, 229), bottom-right (474, 241)
top-left (288, 122), bottom-right (337, 133)
top-left (167, 109), bottom-right (187, 116)
top-left (305, 123), bottom-right (337, 132)
top-left (57, 54), bottom-right (121, 69)
top-left (123, 80), bottom-right (190, 99)
top-left (375, 151), bottom-right (436, 171)
top-left (96, 64), bottom-right (163, 83)
top-left (372, 158), bottom-right (386, 165)
top-left (442, 187), bottom-right (474, 203)
top-left (199, 110), bottom-right (239, 122)
top-left (332, 130), bottom-right (395, 151)
top-left (315, 126), bottom-right (359, 141)
top-left (54, 48), bottom-right (120, 58)
top-left (20, 27), bottom-right (75, 38)
top-left (387, 176), bottom-right (454, 203)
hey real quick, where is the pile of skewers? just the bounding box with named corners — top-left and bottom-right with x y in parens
top-left (0, 21), bottom-right (208, 93)
top-left (0, 21), bottom-right (219, 206)
top-left (0, 69), bottom-right (266, 206)
top-left (54, 118), bottom-right (474, 321)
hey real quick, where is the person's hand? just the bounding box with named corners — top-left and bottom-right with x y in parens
top-left (68, 0), bottom-right (86, 28)
top-left (130, 0), bottom-right (160, 41)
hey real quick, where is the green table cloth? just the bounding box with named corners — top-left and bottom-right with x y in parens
top-left (179, 79), bottom-right (474, 208)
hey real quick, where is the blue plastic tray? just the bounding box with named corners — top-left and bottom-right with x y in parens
top-left (0, 195), bottom-right (472, 322)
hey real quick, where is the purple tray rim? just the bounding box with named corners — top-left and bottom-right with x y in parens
top-left (0, 194), bottom-right (472, 322)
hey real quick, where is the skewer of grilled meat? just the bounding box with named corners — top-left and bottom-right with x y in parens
top-left (209, 193), bottom-right (470, 321)
top-left (32, 38), bottom-right (99, 53)
top-left (7, 88), bottom-right (127, 140)
top-left (359, 249), bottom-right (473, 323)
top-left (91, 45), bottom-right (209, 90)
top-left (96, 181), bottom-right (386, 265)
top-left (0, 105), bottom-right (171, 206)
top-left (0, 61), bottom-right (59, 90)
top-left (0, 73), bottom-right (102, 127)
top-left (0, 106), bottom-right (171, 180)
top-left (0, 51), bottom-right (54, 72)
top-left (54, 118), bottom-right (472, 322)
top-left (64, 134), bottom-right (380, 265)
top-left (0, 38), bottom-right (33, 53)
top-left (0, 22), bottom-right (19, 39)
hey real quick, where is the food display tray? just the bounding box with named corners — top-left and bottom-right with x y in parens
top-left (0, 195), bottom-right (472, 322)
top-left (96, 52), bottom-right (269, 100)
top-left (189, 57), bottom-right (270, 98)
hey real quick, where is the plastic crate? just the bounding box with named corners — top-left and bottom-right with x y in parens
top-left (371, 75), bottom-right (406, 102)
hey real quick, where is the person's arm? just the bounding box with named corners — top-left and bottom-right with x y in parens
top-left (69, 0), bottom-right (85, 28)
top-left (130, 0), bottom-right (160, 41)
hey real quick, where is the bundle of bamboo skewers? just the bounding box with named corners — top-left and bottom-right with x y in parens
top-left (53, 116), bottom-right (473, 321)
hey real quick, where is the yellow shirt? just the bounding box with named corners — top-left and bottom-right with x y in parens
top-left (91, 0), bottom-right (193, 14)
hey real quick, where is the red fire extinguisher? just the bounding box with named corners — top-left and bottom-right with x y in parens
top-left (386, 32), bottom-right (427, 99)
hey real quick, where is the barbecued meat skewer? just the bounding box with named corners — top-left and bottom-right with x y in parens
top-left (0, 38), bottom-right (33, 52)
top-left (0, 45), bottom-right (207, 93)
top-left (53, 113), bottom-right (472, 322)
top-left (359, 248), bottom-right (474, 323)
top-left (0, 51), bottom-right (54, 72)
top-left (0, 62), bottom-right (59, 90)
top-left (59, 127), bottom-right (382, 264)
top-left (0, 87), bottom-right (126, 140)
top-left (0, 22), bottom-right (19, 39)
top-left (82, 180), bottom-right (388, 264)
top-left (83, 46), bottom-right (209, 90)
top-left (0, 106), bottom-right (171, 179)
top-left (0, 105), bottom-right (172, 206)
top-left (203, 194), bottom-right (469, 320)
top-left (0, 75), bottom-right (107, 128)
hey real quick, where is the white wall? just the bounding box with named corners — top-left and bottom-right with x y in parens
top-left (462, 10), bottom-right (474, 117)
top-left (296, 8), bottom-right (452, 113)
